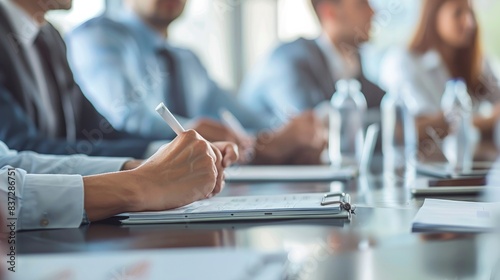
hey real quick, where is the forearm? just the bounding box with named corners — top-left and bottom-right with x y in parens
top-left (416, 113), bottom-right (497, 141)
top-left (121, 160), bottom-right (143, 171)
top-left (251, 111), bottom-right (325, 165)
top-left (83, 171), bottom-right (141, 222)
top-left (252, 132), bottom-right (293, 165)
top-left (416, 114), bottom-right (448, 141)
top-left (473, 115), bottom-right (497, 140)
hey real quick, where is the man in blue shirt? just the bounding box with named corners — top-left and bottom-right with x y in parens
top-left (67, 0), bottom-right (326, 165)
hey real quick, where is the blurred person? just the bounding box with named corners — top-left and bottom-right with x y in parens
top-left (67, 0), bottom-right (326, 165)
top-left (0, 130), bottom-right (238, 231)
top-left (239, 0), bottom-right (385, 123)
top-left (0, 0), bottom-right (170, 158)
top-left (380, 0), bottom-right (500, 142)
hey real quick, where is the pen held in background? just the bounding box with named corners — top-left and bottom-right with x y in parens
top-left (219, 109), bottom-right (249, 138)
top-left (219, 108), bottom-right (256, 164)
top-left (155, 102), bottom-right (186, 135)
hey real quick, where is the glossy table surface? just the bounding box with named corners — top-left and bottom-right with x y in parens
top-left (17, 138), bottom-right (500, 279)
top-left (17, 154), bottom-right (500, 280)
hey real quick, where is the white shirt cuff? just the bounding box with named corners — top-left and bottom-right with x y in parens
top-left (20, 174), bottom-right (84, 230)
top-left (73, 156), bottom-right (132, 175)
top-left (144, 141), bottom-right (170, 158)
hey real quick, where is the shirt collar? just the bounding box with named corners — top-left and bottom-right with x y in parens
top-left (117, 6), bottom-right (169, 50)
top-left (316, 33), bottom-right (343, 71)
top-left (420, 49), bottom-right (443, 70)
top-left (1, 0), bottom-right (42, 46)
top-left (315, 33), bottom-right (361, 80)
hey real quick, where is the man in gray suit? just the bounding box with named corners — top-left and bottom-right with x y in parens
top-left (240, 0), bottom-right (385, 122)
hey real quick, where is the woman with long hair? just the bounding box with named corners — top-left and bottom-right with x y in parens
top-left (380, 0), bottom-right (500, 141)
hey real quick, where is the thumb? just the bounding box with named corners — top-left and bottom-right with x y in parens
top-left (213, 142), bottom-right (239, 167)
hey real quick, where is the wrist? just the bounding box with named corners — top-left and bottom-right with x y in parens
top-left (119, 170), bottom-right (146, 212)
top-left (121, 160), bottom-right (143, 171)
top-left (82, 171), bottom-right (144, 221)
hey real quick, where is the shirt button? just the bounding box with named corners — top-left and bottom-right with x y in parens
top-left (40, 219), bottom-right (49, 227)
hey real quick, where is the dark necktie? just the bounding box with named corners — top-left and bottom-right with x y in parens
top-left (157, 48), bottom-right (187, 117)
top-left (33, 27), bottom-right (67, 138)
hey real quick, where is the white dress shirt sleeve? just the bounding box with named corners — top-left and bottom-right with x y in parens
top-left (144, 141), bottom-right (170, 158)
top-left (0, 141), bottom-right (131, 176)
top-left (0, 166), bottom-right (84, 231)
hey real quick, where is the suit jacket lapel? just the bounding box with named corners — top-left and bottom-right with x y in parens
top-left (304, 39), bottom-right (336, 100)
top-left (308, 39), bottom-right (385, 108)
top-left (0, 5), bottom-right (41, 122)
top-left (356, 52), bottom-right (386, 108)
top-left (0, 5), bottom-right (77, 140)
top-left (41, 24), bottom-right (77, 140)
top-left (0, 5), bottom-right (35, 81)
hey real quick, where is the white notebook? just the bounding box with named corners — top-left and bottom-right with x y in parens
top-left (416, 162), bottom-right (494, 178)
top-left (412, 199), bottom-right (500, 233)
top-left (224, 165), bottom-right (358, 182)
top-left (121, 193), bottom-right (352, 225)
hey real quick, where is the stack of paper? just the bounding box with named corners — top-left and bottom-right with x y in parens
top-left (224, 165), bottom-right (358, 182)
top-left (14, 249), bottom-right (288, 280)
top-left (412, 199), bottom-right (500, 232)
top-left (121, 193), bottom-right (350, 225)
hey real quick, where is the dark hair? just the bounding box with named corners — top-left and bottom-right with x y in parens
top-left (409, 0), bottom-right (484, 95)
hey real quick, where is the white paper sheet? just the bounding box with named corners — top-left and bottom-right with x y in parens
top-left (224, 165), bottom-right (358, 182)
top-left (122, 193), bottom-right (350, 224)
top-left (410, 178), bottom-right (487, 196)
top-left (412, 199), bottom-right (500, 232)
top-left (13, 249), bottom-right (288, 280)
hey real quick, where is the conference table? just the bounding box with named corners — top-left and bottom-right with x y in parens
top-left (17, 153), bottom-right (500, 280)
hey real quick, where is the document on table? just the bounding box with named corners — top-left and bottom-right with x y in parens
top-left (416, 161), bottom-right (497, 178)
top-left (14, 249), bottom-right (289, 280)
top-left (121, 193), bottom-right (351, 225)
top-left (409, 177), bottom-right (488, 196)
top-left (412, 199), bottom-right (500, 233)
top-left (224, 165), bottom-right (358, 182)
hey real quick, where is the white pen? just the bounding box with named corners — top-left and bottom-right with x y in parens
top-left (219, 109), bottom-right (248, 137)
top-left (155, 102), bottom-right (186, 135)
top-left (219, 108), bottom-right (256, 164)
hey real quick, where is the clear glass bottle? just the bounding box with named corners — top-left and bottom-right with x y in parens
top-left (329, 79), bottom-right (367, 167)
top-left (381, 86), bottom-right (417, 185)
top-left (441, 79), bottom-right (474, 172)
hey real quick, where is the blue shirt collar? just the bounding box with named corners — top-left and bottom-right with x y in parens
top-left (117, 6), bottom-right (169, 51)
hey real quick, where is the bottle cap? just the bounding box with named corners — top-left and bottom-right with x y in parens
top-left (348, 79), bottom-right (362, 92)
top-left (335, 79), bottom-right (349, 92)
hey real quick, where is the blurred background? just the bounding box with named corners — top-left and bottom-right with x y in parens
top-left (47, 0), bottom-right (500, 93)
